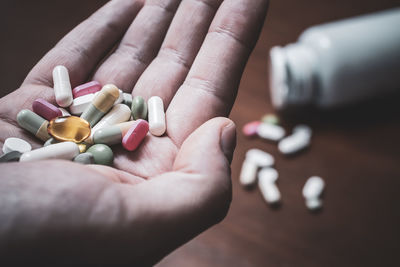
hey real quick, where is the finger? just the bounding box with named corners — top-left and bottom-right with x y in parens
top-left (23, 0), bottom-right (144, 88)
top-left (131, 0), bottom-right (222, 106)
top-left (116, 117), bottom-right (236, 265)
top-left (167, 0), bottom-right (269, 145)
top-left (92, 0), bottom-right (181, 92)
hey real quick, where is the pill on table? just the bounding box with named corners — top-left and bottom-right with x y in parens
top-left (123, 93), bottom-right (133, 107)
top-left (80, 84), bottom-right (120, 126)
top-left (239, 159), bottom-right (258, 187)
top-left (93, 121), bottom-right (136, 145)
top-left (20, 141), bottom-right (79, 162)
top-left (87, 144), bottom-right (114, 166)
top-left (293, 124), bottom-right (312, 138)
top-left (72, 81), bottom-right (102, 98)
top-left (122, 119), bottom-right (149, 151)
top-left (32, 98), bottom-right (62, 121)
top-left (3, 137), bottom-right (32, 154)
top-left (261, 114), bottom-right (279, 125)
top-left (17, 109), bottom-right (51, 142)
top-left (0, 151), bottom-right (22, 163)
top-left (53, 65), bottom-right (73, 107)
top-left (114, 89), bottom-right (124, 105)
top-left (246, 148), bottom-right (274, 167)
top-left (242, 121), bottom-right (261, 137)
top-left (58, 108), bottom-right (71, 117)
top-left (73, 152), bottom-right (94, 165)
top-left (278, 130), bottom-right (311, 155)
top-left (258, 180), bottom-right (281, 204)
top-left (257, 123), bottom-right (285, 141)
top-left (48, 116), bottom-right (91, 143)
top-left (302, 176), bottom-right (325, 210)
top-left (148, 96), bottom-right (166, 136)
top-left (69, 93), bottom-right (97, 115)
top-left (131, 96), bottom-right (147, 120)
top-left (258, 167), bottom-right (278, 184)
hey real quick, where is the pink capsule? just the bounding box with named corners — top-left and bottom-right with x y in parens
top-left (72, 81), bottom-right (102, 98)
top-left (242, 121), bottom-right (261, 137)
top-left (32, 98), bottom-right (62, 121)
top-left (122, 119), bottom-right (149, 151)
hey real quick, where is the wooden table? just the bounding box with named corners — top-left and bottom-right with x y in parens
top-left (1, 1), bottom-right (399, 266)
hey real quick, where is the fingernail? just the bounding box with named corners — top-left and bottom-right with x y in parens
top-left (220, 121), bottom-right (236, 164)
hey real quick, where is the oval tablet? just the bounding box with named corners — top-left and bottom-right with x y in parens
top-left (72, 81), bottom-right (102, 98)
top-left (122, 119), bottom-right (149, 151)
top-left (32, 98), bottom-right (62, 121)
top-left (3, 137), bottom-right (32, 154)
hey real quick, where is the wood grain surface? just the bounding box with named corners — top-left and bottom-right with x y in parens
top-left (1, 1), bottom-right (399, 266)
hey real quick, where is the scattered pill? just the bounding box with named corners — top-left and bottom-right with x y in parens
top-left (32, 98), bottom-right (62, 121)
top-left (52, 65), bottom-right (73, 107)
top-left (58, 107), bottom-right (71, 117)
top-left (293, 124), bottom-right (312, 137)
top-left (261, 114), bottom-right (279, 125)
top-left (123, 93), bottom-right (133, 107)
top-left (0, 151), bottom-right (22, 163)
top-left (148, 96), bottom-right (166, 136)
top-left (242, 121), bottom-right (261, 137)
top-left (93, 121), bottom-right (136, 145)
top-left (302, 176), bottom-right (325, 210)
top-left (20, 141), bottom-right (79, 162)
top-left (246, 148), bottom-right (274, 167)
top-left (131, 96), bottom-right (147, 120)
top-left (80, 84), bottom-right (119, 126)
top-left (239, 159), bottom-right (258, 187)
top-left (258, 167), bottom-right (278, 184)
top-left (278, 130), bottom-right (311, 155)
top-left (259, 180), bottom-right (281, 205)
top-left (122, 119), bottom-right (149, 151)
top-left (87, 144), bottom-right (114, 166)
top-left (69, 93), bottom-right (98, 115)
top-left (3, 137), bottom-right (32, 154)
top-left (257, 123), bottom-right (285, 141)
top-left (73, 152), bottom-right (94, 165)
top-left (48, 116), bottom-right (91, 143)
top-left (17, 109), bottom-right (51, 142)
top-left (72, 81), bottom-right (102, 98)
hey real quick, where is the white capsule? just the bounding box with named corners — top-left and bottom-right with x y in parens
top-left (293, 124), bottom-right (312, 137)
top-left (53, 65), bottom-right (73, 107)
top-left (20, 142), bottom-right (79, 162)
top-left (258, 180), bottom-right (281, 204)
top-left (278, 130), bottom-right (311, 155)
top-left (239, 159), bottom-right (258, 186)
top-left (257, 123), bottom-right (285, 141)
top-left (58, 107), bottom-right (71, 117)
top-left (69, 92), bottom-right (98, 115)
top-left (302, 176), bottom-right (325, 210)
top-left (114, 89), bottom-right (124, 105)
top-left (148, 96), bottom-right (166, 136)
top-left (3, 137), bottom-right (32, 154)
top-left (258, 167), bottom-right (278, 184)
top-left (246, 149), bottom-right (274, 167)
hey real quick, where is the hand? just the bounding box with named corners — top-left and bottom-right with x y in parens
top-left (0, 0), bottom-right (268, 264)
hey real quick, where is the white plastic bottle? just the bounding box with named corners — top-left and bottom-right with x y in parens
top-left (269, 8), bottom-right (400, 110)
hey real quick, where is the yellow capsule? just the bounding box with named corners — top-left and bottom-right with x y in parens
top-left (48, 116), bottom-right (91, 143)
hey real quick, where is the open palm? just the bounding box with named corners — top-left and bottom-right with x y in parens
top-left (0, 0), bottom-right (268, 264)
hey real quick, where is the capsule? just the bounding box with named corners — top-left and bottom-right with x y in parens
top-left (246, 149), bottom-right (275, 167)
top-left (239, 159), bottom-right (258, 187)
top-left (148, 96), bottom-right (166, 136)
top-left (93, 121), bottom-right (136, 145)
top-left (48, 116), bottom-right (91, 143)
top-left (72, 81), bottom-right (102, 98)
top-left (19, 142), bottom-right (79, 162)
top-left (80, 84), bottom-right (120, 126)
top-left (122, 119), bottom-right (149, 151)
top-left (91, 104), bottom-right (131, 135)
top-left (302, 176), bottom-right (325, 210)
top-left (258, 180), bottom-right (281, 205)
top-left (131, 96), bottom-right (147, 120)
top-left (17, 109), bottom-right (51, 142)
top-left (53, 65), bottom-right (73, 107)
top-left (32, 98), bottom-right (62, 121)
top-left (257, 122), bottom-right (285, 141)
top-left (69, 93), bottom-right (98, 115)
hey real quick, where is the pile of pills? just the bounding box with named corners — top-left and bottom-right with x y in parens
top-left (0, 65), bottom-right (166, 166)
top-left (240, 114), bottom-right (325, 211)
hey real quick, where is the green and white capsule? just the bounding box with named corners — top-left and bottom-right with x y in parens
top-left (93, 121), bottom-right (136, 145)
top-left (17, 109), bottom-right (51, 142)
top-left (80, 84), bottom-right (120, 126)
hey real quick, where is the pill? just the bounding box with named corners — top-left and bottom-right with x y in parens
top-left (72, 81), bottom-right (102, 98)
top-left (258, 167), bottom-right (278, 184)
top-left (59, 108), bottom-right (71, 117)
top-left (89, 104), bottom-right (131, 138)
top-left (258, 180), bottom-right (281, 204)
top-left (123, 93), bottom-right (133, 107)
top-left (0, 151), bottom-right (22, 163)
top-left (20, 141), bottom-right (79, 162)
top-left (93, 121), bottom-right (136, 145)
top-left (69, 93), bottom-right (97, 115)
top-left (148, 96), bottom-right (166, 136)
top-left (73, 152), bottom-right (94, 165)
top-left (48, 116), bottom-right (91, 143)
top-left (257, 122), bottom-right (285, 141)
top-left (17, 109), bottom-right (51, 142)
top-left (87, 144), bottom-right (113, 166)
top-left (246, 149), bottom-right (274, 167)
top-left (52, 65), bottom-right (73, 107)
top-left (3, 137), bottom-right (32, 154)
top-left (114, 89), bottom-right (124, 105)
top-left (278, 130), bottom-right (311, 155)
top-left (293, 124), bottom-right (312, 137)
top-left (261, 114), bottom-right (279, 125)
top-left (80, 84), bottom-right (119, 126)
top-left (302, 176), bottom-right (325, 210)
top-left (122, 119), bottom-right (149, 151)
top-left (239, 159), bottom-right (258, 187)
top-left (131, 96), bottom-right (147, 120)
top-left (32, 98), bottom-right (62, 121)
top-left (242, 121), bottom-right (261, 137)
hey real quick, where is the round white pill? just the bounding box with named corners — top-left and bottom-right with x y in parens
top-left (257, 123), bottom-right (285, 141)
top-left (246, 148), bottom-right (275, 167)
top-left (258, 167), bottom-right (278, 183)
top-left (3, 137), bottom-right (32, 154)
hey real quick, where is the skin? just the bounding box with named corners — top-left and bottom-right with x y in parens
top-left (0, 0), bottom-right (269, 265)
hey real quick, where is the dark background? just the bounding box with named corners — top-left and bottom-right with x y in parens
top-left (1, 1), bottom-right (400, 266)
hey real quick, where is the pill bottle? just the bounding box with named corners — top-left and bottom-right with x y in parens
top-left (269, 8), bottom-right (400, 110)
